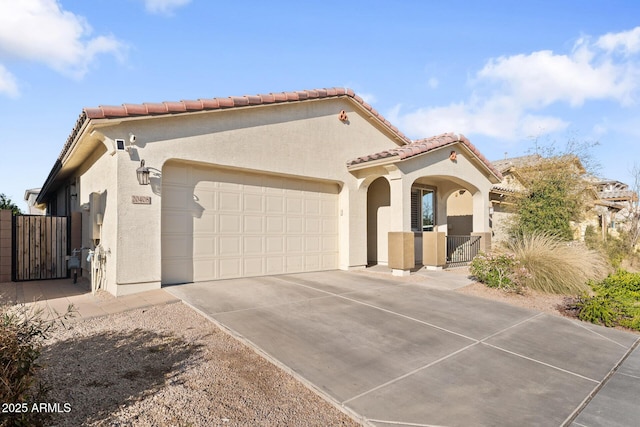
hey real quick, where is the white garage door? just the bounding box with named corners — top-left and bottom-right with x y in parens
top-left (161, 162), bottom-right (339, 284)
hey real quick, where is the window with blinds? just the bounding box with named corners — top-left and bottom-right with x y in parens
top-left (411, 187), bottom-right (435, 231)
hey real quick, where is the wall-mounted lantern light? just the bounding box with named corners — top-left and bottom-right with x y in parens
top-left (136, 160), bottom-right (150, 185)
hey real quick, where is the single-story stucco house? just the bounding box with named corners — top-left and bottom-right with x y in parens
top-left (36, 87), bottom-right (501, 296)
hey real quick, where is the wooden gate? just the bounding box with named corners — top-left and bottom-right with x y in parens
top-left (13, 215), bottom-right (69, 281)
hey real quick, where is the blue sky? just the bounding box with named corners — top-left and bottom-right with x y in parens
top-left (1, 0), bottom-right (640, 211)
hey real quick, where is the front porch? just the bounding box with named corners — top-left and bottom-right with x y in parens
top-left (348, 133), bottom-right (501, 276)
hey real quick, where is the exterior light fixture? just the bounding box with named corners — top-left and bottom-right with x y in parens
top-left (449, 150), bottom-right (457, 161)
top-left (136, 160), bottom-right (150, 185)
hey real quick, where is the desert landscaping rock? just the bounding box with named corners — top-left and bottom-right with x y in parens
top-left (40, 302), bottom-right (359, 426)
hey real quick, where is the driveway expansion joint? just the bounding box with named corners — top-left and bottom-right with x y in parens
top-left (561, 337), bottom-right (640, 426)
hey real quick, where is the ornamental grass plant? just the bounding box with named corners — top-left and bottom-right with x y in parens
top-left (505, 232), bottom-right (610, 294)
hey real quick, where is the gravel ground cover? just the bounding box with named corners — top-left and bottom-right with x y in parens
top-left (39, 302), bottom-right (360, 427)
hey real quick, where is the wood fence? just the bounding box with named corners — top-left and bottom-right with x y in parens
top-left (13, 215), bottom-right (69, 281)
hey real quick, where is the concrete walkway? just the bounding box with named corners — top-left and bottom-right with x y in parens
top-left (0, 278), bottom-right (180, 320)
top-left (166, 270), bottom-right (640, 427)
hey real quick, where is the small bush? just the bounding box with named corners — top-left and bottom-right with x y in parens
top-left (576, 295), bottom-right (619, 327)
top-left (470, 252), bottom-right (527, 292)
top-left (506, 232), bottom-right (609, 294)
top-left (570, 270), bottom-right (640, 331)
top-left (1, 303), bottom-right (74, 427)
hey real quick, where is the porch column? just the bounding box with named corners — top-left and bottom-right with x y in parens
top-left (472, 189), bottom-right (491, 234)
top-left (387, 172), bottom-right (413, 276)
top-left (472, 189), bottom-right (492, 252)
top-left (423, 231), bottom-right (446, 269)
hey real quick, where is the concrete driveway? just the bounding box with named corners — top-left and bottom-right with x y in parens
top-left (166, 270), bottom-right (640, 427)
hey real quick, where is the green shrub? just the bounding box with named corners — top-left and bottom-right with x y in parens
top-left (1, 303), bottom-right (74, 427)
top-left (571, 270), bottom-right (640, 331)
top-left (470, 252), bottom-right (527, 292)
top-left (576, 295), bottom-right (619, 327)
top-left (506, 232), bottom-right (609, 294)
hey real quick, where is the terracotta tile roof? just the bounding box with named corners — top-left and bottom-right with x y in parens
top-left (54, 87), bottom-right (411, 162)
top-left (42, 87), bottom-right (502, 202)
top-left (347, 132), bottom-right (502, 180)
top-left (83, 87), bottom-right (408, 148)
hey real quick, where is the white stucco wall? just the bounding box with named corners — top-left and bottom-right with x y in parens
top-left (92, 98), bottom-right (400, 293)
top-left (73, 144), bottom-right (119, 294)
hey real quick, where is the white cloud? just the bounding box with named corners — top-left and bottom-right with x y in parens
top-left (0, 64), bottom-right (18, 97)
top-left (477, 48), bottom-right (636, 108)
top-left (596, 27), bottom-right (640, 55)
top-left (143, 0), bottom-right (191, 15)
top-left (394, 27), bottom-right (640, 141)
top-left (0, 0), bottom-right (125, 80)
top-left (393, 100), bottom-right (568, 141)
top-left (427, 77), bottom-right (439, 89)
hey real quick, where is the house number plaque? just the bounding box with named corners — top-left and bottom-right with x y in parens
top-left (132, 195), bottom-right (152, 205)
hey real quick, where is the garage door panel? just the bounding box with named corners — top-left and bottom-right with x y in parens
top-left (266, 257), bottom-right (285, 274)
top-left (162, 259), bottom-right (190, 284)
top-left (243, 257), bottom-right (264, 276)
top-left (266, 216), bottom-right (285, 233)
top-left (243, 236), bottom-right (263, 254)
top-left (305, 255), bottom-right (321, 270)
top-left (286, 236), bottom-right (303, 252)
top-left (286, 198), bottom-right (303, 214)
top-left (286, 217), bottom-right (304, 233)
top-left (219, 215), bottom-right (241, 233)
top-left (243, 194), bottom-right (264, 212)
top-left (162, 163), bottom-right (338, 285)
top-left (305, 236), bottom-right (321, 252)
top-left (163, 212), bottom-right (190, 234)
top-left (193, 259), bottom-right (215, 281)
top-left (286, 255), bottom-right (304, 272)
top-left (305, 218), bottom-right (321, 233)
top-left (219, 258), bottom-right (242, 278)
top-left (266, 236), bottom-right (284, 253)
top-left (219, 236), bottom-right (241, 256)
top-left (194, 214), bottom-right (216, 233)
top-left (193, 235), bottom-right (216, 256)
top-left (219, 192), bottom-right (241, 211)
top-left (163, 235), bottom-right (191, 258)
top-left (244, 216), bottom-right (264, 233)
top-left (266, 196), bottom-right (284, 213)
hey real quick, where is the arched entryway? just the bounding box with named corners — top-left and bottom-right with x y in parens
top-left (367, 176), bottom-right (390, 266)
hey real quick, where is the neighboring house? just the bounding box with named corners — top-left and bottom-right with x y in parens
top-left (591, 180), bottom-right (638, 239)
top-left (23, 188), bottom-right (46, 215)
top-left (36, 87), bottom-right (501, 296)
top-left (489, 155), bottom-right (637, 242)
